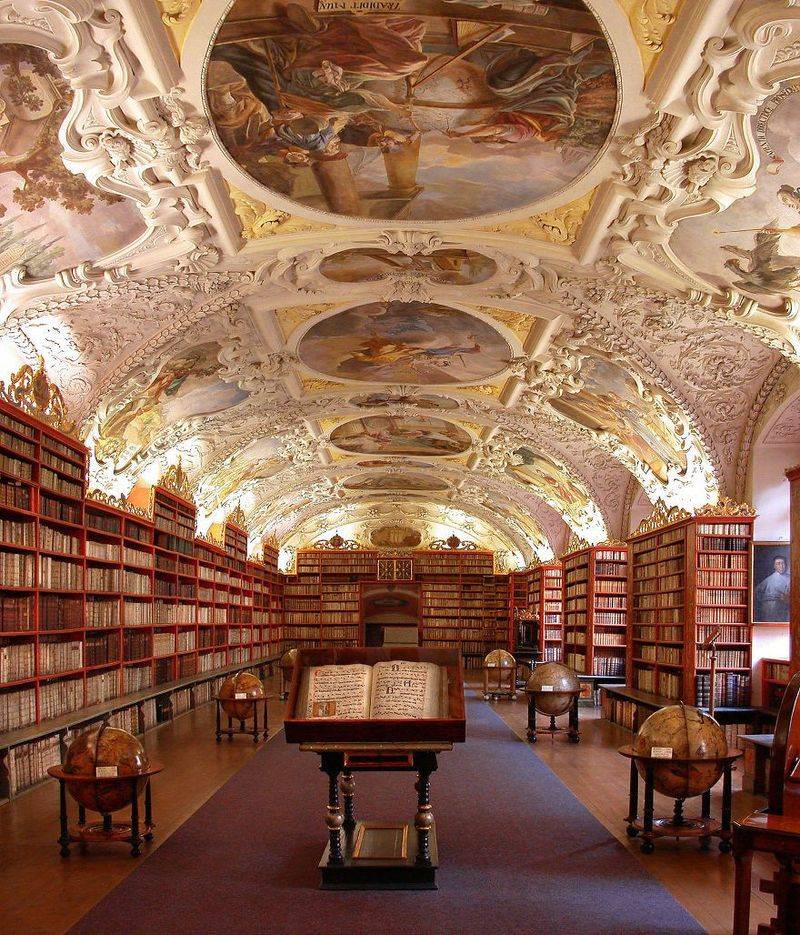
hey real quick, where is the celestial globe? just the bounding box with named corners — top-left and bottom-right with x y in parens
top-left (63, 722), bottom-right (150, 813)
top-left (484, 649), bottom-right (516, 668)
top-left (219, 671), bottom-right (265, 721)
top-left (525, 662), bottom-right (581, 717)
top-left (633, 705), bottom-right (728, 798)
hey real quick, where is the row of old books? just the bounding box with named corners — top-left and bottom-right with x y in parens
top-left (1, 594), bottom-right (34, 630)
top-left (0, 643), bottom-right (35, 681)
top-left (1, 551), bottom-right (34, 587)
top-left (39, 640), bottom-right (83, 675)
top-left (695, 672), bottom-right (751, 707)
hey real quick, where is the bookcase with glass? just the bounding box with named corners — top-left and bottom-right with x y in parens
top-left (528, 563), bottom-right (564, 662)
top-left (562, 544), bottom-right (628, 677)
top-left (626, 511), bottom-right (754, 708)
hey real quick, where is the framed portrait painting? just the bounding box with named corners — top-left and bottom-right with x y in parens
top-left (752, 541), bottom-right (791, 624)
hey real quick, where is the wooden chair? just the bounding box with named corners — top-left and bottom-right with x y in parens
top-left (733, 671), bottom-right (800, 934)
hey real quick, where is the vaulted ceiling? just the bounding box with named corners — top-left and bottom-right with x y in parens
top-left (1, 0), bottom-right (798, 569)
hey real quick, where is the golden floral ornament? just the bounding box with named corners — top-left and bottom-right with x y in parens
top-left (86, 489), bottom-right (152, 519)
top-left (227, 502), bottom-right (248, 531)
top-left (158, 457), bottom-right (195, 502)
top-left (561, 532), bottom-right (591, 557)
top-left (429, 534), bottom-right (478, 551)
top-left (0, 357), bottom-right (76, 437)
top-left (488, 189), bottom-right (596, 245)
top-left (263, 533), bottom-right (280, 552)
top-left (632, 501), bottom-right (692, 536)
top-left (311, 533), bottom-right (362, 550)
top-left (694, 498), bottom-right (757, 518)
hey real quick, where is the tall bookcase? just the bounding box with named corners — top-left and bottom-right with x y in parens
top-left (528, 563), bottom-right (564, 662)
top-left (563, 543), bottom-right (628, 677)
top-left (626, 509), bottom-right (755, 706)
top-left (282, 548), bottom-right (508, 667)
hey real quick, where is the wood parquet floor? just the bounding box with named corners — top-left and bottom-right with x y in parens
top-left (0, 680), bottom-right (780, 934)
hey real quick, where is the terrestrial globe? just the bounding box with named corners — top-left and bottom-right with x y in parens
top-left (525, 662), bottom-right (581, 717)
top-left (63, 722), bottom-right (150, 813)
top-left (219, 671), bottom-right (265, 721)
top-left (280, 648), bottom-right (298, 673)
top-left (484, 649), bottom-right (515, 668)
top-left (633, 705), bottom-right (728, 798)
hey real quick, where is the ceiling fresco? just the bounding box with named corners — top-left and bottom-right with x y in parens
top-left (297, 301), bottom-right (513, 384)
top-left (329, 414), bottom-right (472, 456)
top-left (1, 0), bottom-right (799, 565)
top-left (319, 248), bottom-right (497, 285)
top-left (0, 43), bottom-right (144, 278)
top-left (206, 0), bottom-right (617, 221)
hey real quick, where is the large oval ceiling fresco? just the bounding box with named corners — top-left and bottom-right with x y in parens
top-left (206, 1), bottom-right (617, 221)
top-left (298, 301), bottom-right (511, 383)
top-left (330, 415), bottom-right (471, 456)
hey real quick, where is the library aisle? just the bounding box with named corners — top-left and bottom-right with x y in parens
top-left (0, 683), bottom-right (776, 935)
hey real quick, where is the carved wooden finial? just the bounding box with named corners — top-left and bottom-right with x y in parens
top-left (0, 356), bottom-right (77, 437)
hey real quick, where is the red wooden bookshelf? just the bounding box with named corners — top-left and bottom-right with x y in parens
top-left (562, 543), bottom-right (628, 677)
top-left (625, 510), bottom-right (754, 707)
top-left (528, 563), bottom-right (564, 662)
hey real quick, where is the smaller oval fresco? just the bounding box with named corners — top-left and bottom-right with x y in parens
top-left (330, 415), bottom-right (471, 456)
top-left (299, 301), bottom-right (512, 385)
top-left (349, 392), bottom-right (458, 411)
top-left (370, 526), bottom-right (422, 549)
top-left (343, 472), bottom-right (449, 492)
top-left (320, 248), bottom-right (497, 284)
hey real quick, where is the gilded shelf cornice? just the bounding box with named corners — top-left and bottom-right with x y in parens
top-left (158, 456), bottom-right (195, 502)
top-left (310, 533), bottom-right (362, 550)
top-left (0, 357), bottom-right (77, 438)
top-left (196, 530), bottom-right (224, 547)
top-left (86, 488), bottom-right (152, 520)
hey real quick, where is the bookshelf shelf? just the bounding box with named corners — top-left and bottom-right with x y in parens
top-left (762, 658), bottom-right (790, 712)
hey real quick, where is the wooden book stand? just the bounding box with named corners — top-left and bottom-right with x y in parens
top-left (732, 671), bottom-right (800, 933)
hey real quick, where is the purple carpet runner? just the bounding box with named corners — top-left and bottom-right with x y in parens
top-left (71, 700), bottom-right (704, 934)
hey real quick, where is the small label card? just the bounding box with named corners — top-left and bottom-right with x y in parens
top-left (234, 693), bottom-right (247, 700)
top-left (95, 765), bottom-right (118, 778)
top-left (540, 685), bottom-right (554, 692)
top-left (651, 747), bottom-right (673, 759)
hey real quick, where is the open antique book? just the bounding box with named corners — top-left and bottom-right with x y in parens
top-left (305, 660), bottom-right (443, 720)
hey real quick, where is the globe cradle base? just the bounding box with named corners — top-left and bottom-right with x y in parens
top-left (633, 705), bottom-right (729, 799)
top-left (63, 724), bottom-right (150, 814)
top-left (525, 662), bottom-right (581, 717)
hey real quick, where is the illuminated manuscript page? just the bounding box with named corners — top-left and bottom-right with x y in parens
top-left (306, 663), bottom-right (372, 718)
top-left (369, 661), bottom-right (441, 719)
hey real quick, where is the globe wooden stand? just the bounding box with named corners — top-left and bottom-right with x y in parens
top-left (483, 664), bottom-right (517, 701)
top-left (618, 747), bottom-right (741, 854)
top-left (526, 690), bottom-right (580, 743)
top-left (47, 763), bottom-right (163, 857)
top-left (214, 696), bottom-right (269, 743)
